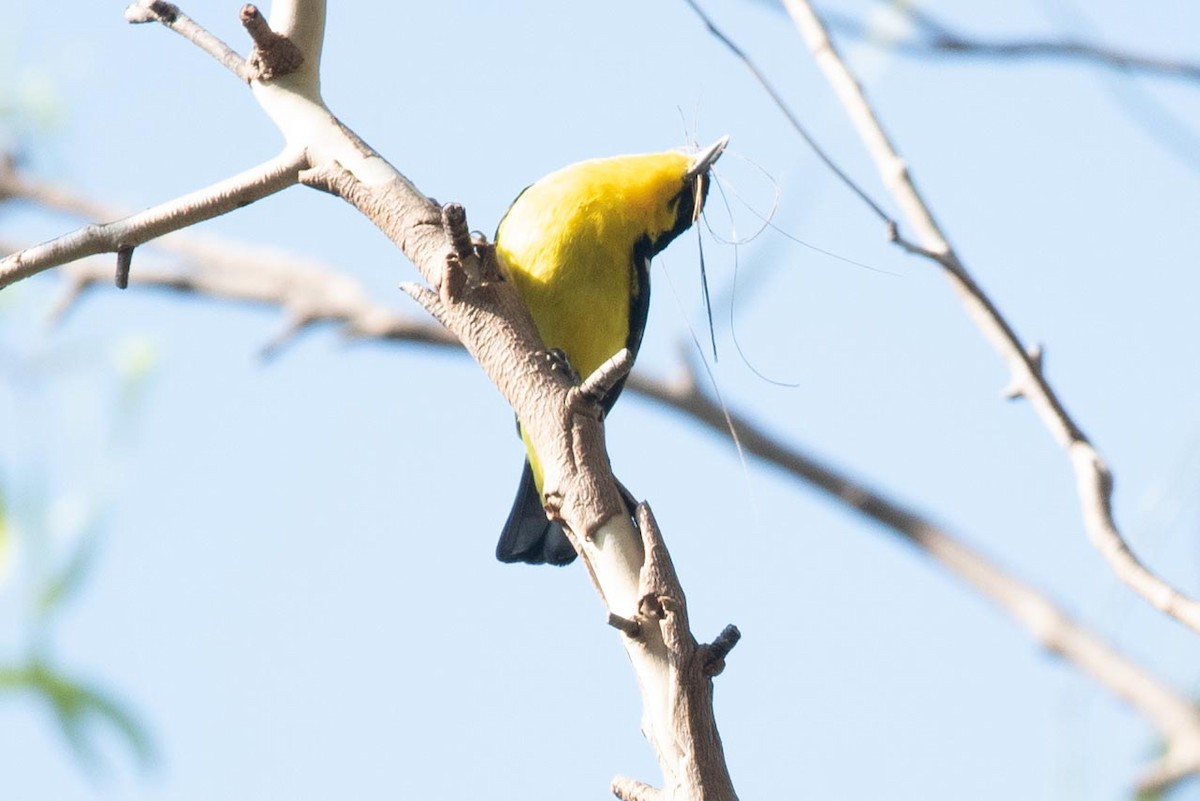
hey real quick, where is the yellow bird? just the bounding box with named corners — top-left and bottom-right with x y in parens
top-left (494, 137), bottom-right (728, 565)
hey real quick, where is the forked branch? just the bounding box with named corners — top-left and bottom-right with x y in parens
top-left (0, 1), bottom-right (739, 797)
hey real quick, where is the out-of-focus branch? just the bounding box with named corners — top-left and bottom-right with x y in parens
top-left (822, 4), bottom-right (1200, 83)
top-left (56, 257), bottom-right (458, 356)
top-left (776, 0), bottom-right (1200, 636)
top-left (6, 168), bottom-right (1197, 793)
top-left (0, 154), bottom-right (122, 221)
top-left (0, 150), bottom-right (306, 290)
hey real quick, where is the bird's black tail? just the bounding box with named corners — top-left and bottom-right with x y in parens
top-left (496, 461), bottom-right (578, 566)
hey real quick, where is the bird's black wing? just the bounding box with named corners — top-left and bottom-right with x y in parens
top-left (600, 245), bottom-right (653, 412)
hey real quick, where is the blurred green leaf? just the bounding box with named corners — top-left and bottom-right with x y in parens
top-left (0, 663), bottom-right (29, 689)
top-left (2, 659), bottom-right (156, 772)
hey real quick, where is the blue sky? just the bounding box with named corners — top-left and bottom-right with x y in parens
top-left (3, 1), bottom-right (1200, 799)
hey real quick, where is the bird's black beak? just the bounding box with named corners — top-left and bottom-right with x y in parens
top-left (685, 135), bottom-right (730, 180)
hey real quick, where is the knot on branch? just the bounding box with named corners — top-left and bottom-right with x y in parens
top-left (700, 624), bottom-right (742, 676)
top-left (1003, 343), bottom-right (1044, 401)
top-left (638, 592), bottom-right (668, 621)
top-left (241, 4), bottom-right (303, 81)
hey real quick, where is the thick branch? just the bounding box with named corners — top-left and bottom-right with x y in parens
top-left (781, 0), bottom-right (1200, 635)
top-left (625, 503), bottom-right (737, 800)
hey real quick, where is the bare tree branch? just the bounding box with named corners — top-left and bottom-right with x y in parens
top-left (777, 0), bottom-right (1200, 635)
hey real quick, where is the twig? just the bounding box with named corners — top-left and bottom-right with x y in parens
top-left (777, 0), bottom-right (1200, 634)
top-left (114, 247), bottom-right (134, 289)
top-left (0, 150), bottom-right (307, 291)
top-left (607, 612), bottom-right (642, 639)
top-left (124, 0), bottom-right (253, 82)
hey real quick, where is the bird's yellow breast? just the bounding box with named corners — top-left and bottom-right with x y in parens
top-left (493, 139), bottom-right (725, 565)
top-left (495, 151), bottom-right (692, 380)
